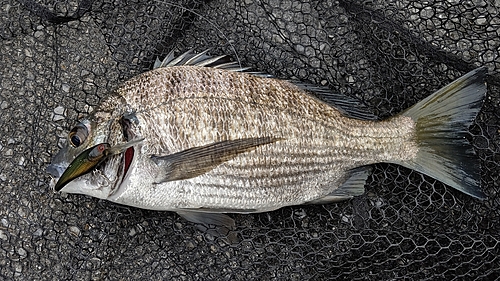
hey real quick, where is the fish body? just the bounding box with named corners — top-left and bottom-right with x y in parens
top-left (47, 51), bottom-right (487, 225)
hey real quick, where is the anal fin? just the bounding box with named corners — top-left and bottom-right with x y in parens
top-left (307, 166), bottom-right (372, 204)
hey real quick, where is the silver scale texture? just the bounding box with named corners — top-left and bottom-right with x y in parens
top-left (88, 65), bottom-right (418, 211)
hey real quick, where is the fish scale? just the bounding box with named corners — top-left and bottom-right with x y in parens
top-left (118, 67), bottom-right (414, 155)
top-left (102, 67), bottom-right (413, 210)
top-left (101, 66), bottom-right (416, 209)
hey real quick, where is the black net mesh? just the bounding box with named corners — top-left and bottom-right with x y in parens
top-left (1, 0), bottom-right (499, 280)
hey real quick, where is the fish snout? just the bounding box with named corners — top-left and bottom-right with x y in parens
top-left (46, 164), bottom-right (65, 178)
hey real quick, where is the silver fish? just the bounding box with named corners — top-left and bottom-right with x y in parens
top-left (47, 50), bottom-right (487, 226)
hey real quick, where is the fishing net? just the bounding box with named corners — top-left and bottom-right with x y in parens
top-left (1, 0), bottom-right (499, 279)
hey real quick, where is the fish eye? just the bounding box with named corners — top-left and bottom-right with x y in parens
top-left (68, 122), bottom-right (89, 148)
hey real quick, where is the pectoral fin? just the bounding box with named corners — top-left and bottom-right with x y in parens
top-left (152, 137), bottom-right (281, 183)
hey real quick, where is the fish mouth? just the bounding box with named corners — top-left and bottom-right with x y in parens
top-left (47, 139), bottom-right (143, 193)
top-left (47, 164), bottom-right (65, 191)
top-left (47, 148), bottom-right (134, 194)
top-left (51, 143), bottom-right (112, 191)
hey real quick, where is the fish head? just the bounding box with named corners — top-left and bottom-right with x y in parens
top-left (47, 110), bottom-right (140, 199)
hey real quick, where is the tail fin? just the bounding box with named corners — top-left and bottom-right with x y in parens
top-left (398, 67), bottom-right (487, 199)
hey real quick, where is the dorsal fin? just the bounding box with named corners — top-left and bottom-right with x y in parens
top-left (154, 49), bottom-right (250, 72)
top-left (295, 83), bottom-right (379, 120)
top-left (154, 50), bottom-right (377, 120)
top-left (154, 49), bottom-right (273, 77)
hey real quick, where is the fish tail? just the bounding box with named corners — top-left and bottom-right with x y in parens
top-left (399, 67), bottom-right (487, 199)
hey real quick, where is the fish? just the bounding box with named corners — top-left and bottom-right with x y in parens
top-left (47, 49), bottom-right (487, 228)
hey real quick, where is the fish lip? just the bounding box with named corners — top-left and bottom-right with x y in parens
top-left (47, 163), bottom-right (68, 191)
top-left (46, 163), bottom-right (65, 178)
top-left (48, 176), bottom-right (59, 190)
